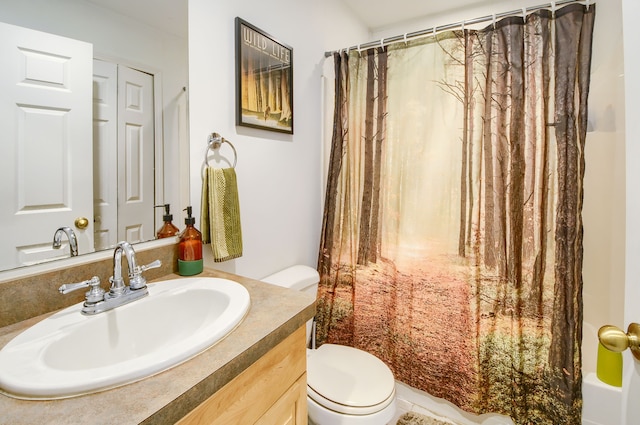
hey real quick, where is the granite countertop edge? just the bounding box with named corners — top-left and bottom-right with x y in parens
top-left (0, 268), bottom-right (316, 425)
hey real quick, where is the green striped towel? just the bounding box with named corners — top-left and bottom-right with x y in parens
top-left (201, 167), bottom-right (243, 262)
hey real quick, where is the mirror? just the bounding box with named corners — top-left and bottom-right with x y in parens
top-left (0, 0), bottom-right (188, 272)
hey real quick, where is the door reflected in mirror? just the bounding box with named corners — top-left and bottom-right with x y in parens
top-left (0, 0), bottom-right (188, 272)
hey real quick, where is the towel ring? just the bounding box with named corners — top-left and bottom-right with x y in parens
top-left (205, 132), bottom-right (237, 168)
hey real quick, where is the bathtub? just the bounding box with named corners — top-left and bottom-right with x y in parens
top-left (582, 372), bottom-right (622, 425)
top-left (394, 373), bottom-right (622, 425)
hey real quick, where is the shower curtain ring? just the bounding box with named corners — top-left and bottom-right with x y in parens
top-left (492, 13), bottom-right (496, 29)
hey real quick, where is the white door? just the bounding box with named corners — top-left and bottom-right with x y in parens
top-left (117, 65), bottom-right (155, 243)
top-left (621, 0), bottom-right (640, 423)
top-left (93, 60), bottom-right (118, 250)
top-left (0, 22), bottom-right (93, 269)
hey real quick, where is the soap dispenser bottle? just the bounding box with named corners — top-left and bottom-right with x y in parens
top-left (178, 206), bottom-right (203, 276)
top-left (155, 204), bottom-right (180, 239)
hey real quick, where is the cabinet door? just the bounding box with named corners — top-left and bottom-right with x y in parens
top-left (177, 326), bottom-right (306, 425)
top-left (255, 375), bottom-right (307, 425)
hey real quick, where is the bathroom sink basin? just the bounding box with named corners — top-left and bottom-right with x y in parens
top-left (0, 277), bottom-right (250, 399)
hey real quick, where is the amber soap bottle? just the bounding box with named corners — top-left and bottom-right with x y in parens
top-left (155, 204), bottom-right (180, 239)
top-left (178, 206), bottom-right (203, 276)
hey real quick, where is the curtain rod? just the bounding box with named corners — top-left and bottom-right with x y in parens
top-left (324, 0), bottom-right (591, 57)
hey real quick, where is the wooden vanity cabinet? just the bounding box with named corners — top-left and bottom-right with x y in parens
top-left (177, 326), bottom-right (308, 425)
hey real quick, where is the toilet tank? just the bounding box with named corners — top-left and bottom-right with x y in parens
top-left (261, 265), bottom-right (319, 297)
top-left (262, 265), bottom-right (320, 348)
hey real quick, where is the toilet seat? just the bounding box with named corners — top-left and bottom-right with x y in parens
top-left (307, 344), bottom-right (395, 415)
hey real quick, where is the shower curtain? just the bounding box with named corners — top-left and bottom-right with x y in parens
top-left (317, 4), bottom-right (595, 424)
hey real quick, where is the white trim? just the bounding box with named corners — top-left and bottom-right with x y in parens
top-left (394, 381), bottom-right (514, 425)
top-left (0, 237), bottom-right (177, 284)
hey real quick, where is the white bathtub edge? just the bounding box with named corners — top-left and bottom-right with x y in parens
top-left (582, 372), bottom-right (622, 425)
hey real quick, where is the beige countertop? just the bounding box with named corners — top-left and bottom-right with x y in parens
top-left (0, 268), bottom-right (315, 425)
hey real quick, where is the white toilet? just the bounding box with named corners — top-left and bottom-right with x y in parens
top-left (262, 265), bottom-right (397, 425)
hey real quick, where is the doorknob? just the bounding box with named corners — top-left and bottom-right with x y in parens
top-left (598, 323), bottom-right (640, 360)
top-left (74, 217), bottom-right (89, 230)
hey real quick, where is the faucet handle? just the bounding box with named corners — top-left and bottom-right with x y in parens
top-left (129, 259), bottom-right (162, 290)
top-left (138, 259), bottom-right (162, 273)
top-left (59, 276), bottom-right (105, 303)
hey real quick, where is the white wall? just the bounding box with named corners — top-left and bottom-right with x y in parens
top-left (188, 0), bottom-right (368, 279)
top-left (581, 0), bottom-right (626, 375)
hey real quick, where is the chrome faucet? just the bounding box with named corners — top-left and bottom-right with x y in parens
top-left (52, 226), bottom-right (78, 257)
top-left (58, 241), bottom-right (161, 315)
top-left (108, 241), bottom-right (161, 294)
top-left (110, 241), bottom-right (140, 295)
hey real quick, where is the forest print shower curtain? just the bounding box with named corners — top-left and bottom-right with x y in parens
top-left (317, 4), bottom-right (595, 424)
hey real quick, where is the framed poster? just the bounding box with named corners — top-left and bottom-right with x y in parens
top-left (235, 18), bottom-right (293, 134)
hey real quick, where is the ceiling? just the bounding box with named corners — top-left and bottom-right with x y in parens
top-left (85, 0), bottom-right (187, 37)
top-left (341, 0), bottom-right (497, 30)
top-left (84, 0), bottom-right (500, 39)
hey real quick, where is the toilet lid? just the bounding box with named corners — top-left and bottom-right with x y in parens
top-left (307, 344), bottom-right (395, 413)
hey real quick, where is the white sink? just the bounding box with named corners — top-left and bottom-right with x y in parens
top-left (0, 277), bottom-right (250, 399)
